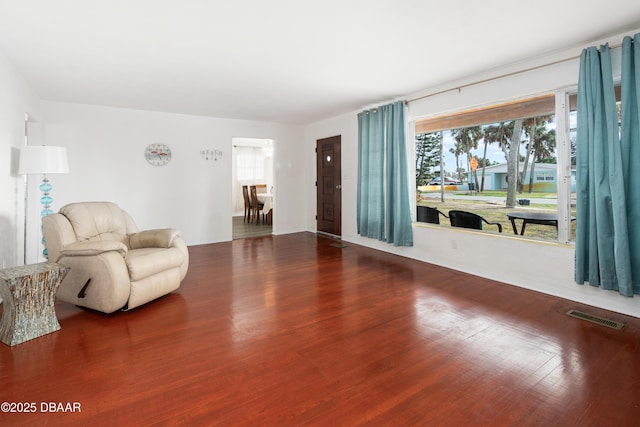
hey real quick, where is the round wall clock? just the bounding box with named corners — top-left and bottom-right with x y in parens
top-left (145, 143), bottom-right (172, 166)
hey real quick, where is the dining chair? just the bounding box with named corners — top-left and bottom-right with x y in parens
top-left (416, 206), bottom-right (448, 224)
top-left (249, 185), bottom-right (265, 224)
top-left (242, 185), bottom-right (253, 223)
top-left (448, 210), bottom-right (502, 232)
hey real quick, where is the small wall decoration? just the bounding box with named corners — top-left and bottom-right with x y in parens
top-left (200, 149), bottom-right (222, 161)
top-left (145, 143), bottom-right (172, 166)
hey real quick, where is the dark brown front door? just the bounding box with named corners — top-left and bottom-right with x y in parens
top-left (316, 136), bottom-right (341, 237)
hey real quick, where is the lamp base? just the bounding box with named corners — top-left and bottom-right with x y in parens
top-left (39, 175), bottom-right (54, 258)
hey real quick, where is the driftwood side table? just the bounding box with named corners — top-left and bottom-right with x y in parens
top-left (0, 262), bottom-right (70, 346)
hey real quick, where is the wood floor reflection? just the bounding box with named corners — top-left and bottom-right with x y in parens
top-left (1, 232), bottom-right (639, 426)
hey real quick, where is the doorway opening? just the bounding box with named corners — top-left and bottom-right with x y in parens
top-left (232, 137), bottom-right (274, 239)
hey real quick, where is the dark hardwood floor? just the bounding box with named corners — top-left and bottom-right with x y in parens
top-left (2, 232), bottom-right (640, 426)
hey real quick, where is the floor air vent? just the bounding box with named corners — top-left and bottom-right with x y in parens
top-left (566, 309), bottom-right (625, 330)
top-left (329, 243), bottom-right (348, 248)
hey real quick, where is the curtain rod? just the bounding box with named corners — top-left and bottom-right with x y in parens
top-left (407, 40), bottom-right (626, 104)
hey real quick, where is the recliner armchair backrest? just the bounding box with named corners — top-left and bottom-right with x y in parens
top-left (60, 202), bottom-right (139, 243)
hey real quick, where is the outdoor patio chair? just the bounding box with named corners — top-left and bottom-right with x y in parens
top-left (448, 210), bottom-right (502, 233)
top-left (417, 206), bottom-right (449, 224)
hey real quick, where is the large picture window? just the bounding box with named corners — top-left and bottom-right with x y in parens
top-left (414, 94), bottom-right (576, 243)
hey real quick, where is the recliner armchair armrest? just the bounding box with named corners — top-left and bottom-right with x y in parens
top-left (61, 240), bottom-right (128, 258)
top-left (129, 228), bottom-right (181, 249)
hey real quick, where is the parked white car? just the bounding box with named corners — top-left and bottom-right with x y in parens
top-left (427, 177), bottom-right (463, 185)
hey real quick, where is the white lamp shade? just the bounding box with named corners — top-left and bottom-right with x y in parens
top-left (18, 146), bottom-right (69, 175)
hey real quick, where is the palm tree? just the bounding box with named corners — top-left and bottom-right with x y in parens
top-left (520, 117), bottom-right (536, 192)
top-left (521, 115), bottom-right (553, 192)
top-left (482, 120), bottom-right (523, 205)
top-left (528, 128), bottom-right (556, 191)
top-left (482, 122), bottom-right (512, 191)
top-left (506, 120), bottom-right (524, 207)
top-left (483, 122), bottom-right (514, 157)
top-left (449, 144), bottom-right (464, 182)
top-left (479, 136), bottom-right (489, 192)
top-left (451, 126), bottom-right (482, 189)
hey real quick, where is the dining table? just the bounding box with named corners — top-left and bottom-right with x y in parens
top-left (258, 193), bottom-right (273, 224)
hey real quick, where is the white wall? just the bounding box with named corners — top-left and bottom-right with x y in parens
top-left (35, 101), bottom-right (306, 256)
top-left (305, 29), bottom-right (640, 318)
top-left (0, 53), bottom-right (41, 268)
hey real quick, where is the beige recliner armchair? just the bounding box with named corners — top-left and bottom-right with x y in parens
top-left (42, 201), bottom-right (189, 314)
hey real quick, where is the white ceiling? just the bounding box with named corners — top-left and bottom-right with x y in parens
top-left (1, 1), bottom-right (640, 125)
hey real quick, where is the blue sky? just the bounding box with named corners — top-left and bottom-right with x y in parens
top-left (440, 130), bottom-right (506, 173)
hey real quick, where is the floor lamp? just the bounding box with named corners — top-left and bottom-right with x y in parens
top-left (18, 145), bottom-right (69, 265)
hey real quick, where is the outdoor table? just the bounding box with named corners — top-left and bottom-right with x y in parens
top-left (507, 211), bottom-right (574, 235)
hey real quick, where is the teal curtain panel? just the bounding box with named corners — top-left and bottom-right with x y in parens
top-left (357, 101), bottom-right (413, 246)
top-left (575, 34), bottom-right (640, 296)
